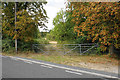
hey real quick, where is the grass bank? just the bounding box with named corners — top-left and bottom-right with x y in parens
top-left (2, 52), bottom-right (119, 73)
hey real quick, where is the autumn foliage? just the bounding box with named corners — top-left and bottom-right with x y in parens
top-left (68, 2), bottom-right (120, 51)
top-left (2, 2), bottom-right (48, 42)
top-left (2, 2), bottom-right (48, 51)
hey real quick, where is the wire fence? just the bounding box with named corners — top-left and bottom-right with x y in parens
top-left (32, 43), bottom-right (99, 55)
top-left (2, 39), bottom-right (99, 55)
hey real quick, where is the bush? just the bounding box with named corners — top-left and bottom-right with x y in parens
top-left (32, 38), bottom-right (49, 53)
top-left (2, 39), bottom-right (15, 52)
top-left (34, 38), bottom-right (49, 44)
top-left (46, 33), bottom-right (55, 41)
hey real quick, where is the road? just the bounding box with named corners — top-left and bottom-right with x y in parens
top-left (1, 55), bottom-right (119, 80)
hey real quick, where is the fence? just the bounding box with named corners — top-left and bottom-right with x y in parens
top-left (32, 43), bottom-right (98, 55)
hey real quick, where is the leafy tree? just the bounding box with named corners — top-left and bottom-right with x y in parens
top-left (2, 2), bottom-right (48, 52)
top-left (48, 8), bottom-right (91, 44)
top-left (49, 9), bottom-right (77, 43)
top-left (68, 2), bottom-right (120, 54)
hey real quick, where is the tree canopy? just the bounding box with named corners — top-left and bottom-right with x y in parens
top-left (68, 2), bottom-right (120, 51)
top-left (2, 2), bottom-right (48, 51)
top-left (2, 2), bottom-right (48, 42)
top-left (49, 9), bottom-right (77, 43)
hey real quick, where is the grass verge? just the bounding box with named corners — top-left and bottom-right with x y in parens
top-left (2, 51), bottom-right (119, 73)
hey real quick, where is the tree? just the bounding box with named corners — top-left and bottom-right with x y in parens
top-left (50, 9), bottom-right (76, 43)
top-left (68, 2), bottom-right (120, 54)
top-left (2, 2), bottom-right (48, 51)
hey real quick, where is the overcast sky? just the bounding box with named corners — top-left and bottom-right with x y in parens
top-left (39, 0), bottom-right (66, 32)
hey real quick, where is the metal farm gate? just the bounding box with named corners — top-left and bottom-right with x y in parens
top-left (32, 43), bottom-right (98, 55)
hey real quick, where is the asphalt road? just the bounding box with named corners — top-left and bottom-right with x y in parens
top-left (1, 55), bottom-right (119, 80)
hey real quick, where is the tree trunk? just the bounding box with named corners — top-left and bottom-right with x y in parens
top-left (109, 44), bottom-right (120, 58)
top-left (109, 44), bottom-right (114, 55)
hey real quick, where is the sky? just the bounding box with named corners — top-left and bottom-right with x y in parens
top-left (39, 0), bottom-right (66, 32)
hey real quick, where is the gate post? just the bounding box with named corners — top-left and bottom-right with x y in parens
top-left (79, 44), bottom-right (81, 54)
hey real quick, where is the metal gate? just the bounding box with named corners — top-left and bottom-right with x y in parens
top-left (32, 43), bottom-right (98, 55)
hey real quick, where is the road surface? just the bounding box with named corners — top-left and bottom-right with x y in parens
top-left (1, 55), bottom-right (119, 80)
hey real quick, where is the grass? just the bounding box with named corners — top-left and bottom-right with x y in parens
top-left (2, 51), bottom-right (119, 66)
top-left (2, 51), bottom-right (120, 73)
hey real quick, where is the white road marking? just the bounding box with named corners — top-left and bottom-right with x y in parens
top-left (23, 61), bottom-right (33, 64)
top-left (10, 56), bottom-right (32, 64)
top-left (41, 65), bottom-right (53, 68)
top-left (10, 57), bottom-right (18, 61)
top-left (65, 70), bottom-right (82, 75)
top-left (9, 56), bottom-right (119, 79)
